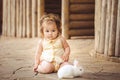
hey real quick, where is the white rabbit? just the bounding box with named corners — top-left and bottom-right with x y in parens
top-left (57, 60), bottom-right (84, 79)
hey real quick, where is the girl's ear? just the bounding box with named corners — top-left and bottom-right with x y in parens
top-left (73, 59), bottom-right (79, 67)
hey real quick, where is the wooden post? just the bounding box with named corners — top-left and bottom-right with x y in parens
top-left (32, 0), bottom-right (37, 37)
top-left (15, 0), bottom-right (17, 37)
top-left (19, 0), bottom-right (23, 37)
top-left (94, 0), bottom-right (102, 52)
top-left (108, 0), bottom-right (118, 56)
top-left (22, 0), bottom-right (26, 37)
top-left (2, 0), bottom-right (4, 36)
top-left (104, 0), bottom-right (112, 56)
top-left (115, 0), bottom-right (120, 57)
top-left (7, 0), bottom-right (11, 36)
top-left (6, 0), bottom-right (8, 36)
top-left (16, 0), bottom-right (20, 37)
top-left (62, 0), bottom-right (69, 39)
top-left (98, 0), bottom-right (107, 54)
top-left (11, 0), bottom-right (16, 37)
top-left (10, 0), bottom-right (12, 36)
top-left (2, 0), bottom-right (6, 36)
top-left (26, 0), bottom-right (32, 38)
top-left (37, 0), bottom-right (44, 37)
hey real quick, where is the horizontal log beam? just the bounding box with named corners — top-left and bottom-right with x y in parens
top-left (70, 14), bottom-right (94, 21)
top-left (70, 36), bottom-right (94, 39)
top-left (70, 21), bottom-right (94, 29)
top-left (69, 29), bottom-right (94, 36)
top-left (70, 0), bottom-right (95, 4)
top-left (70, 4), bottom-right (95, 13)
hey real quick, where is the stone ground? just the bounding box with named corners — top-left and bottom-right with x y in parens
top-left (0, 37), bottom-right (120, 80)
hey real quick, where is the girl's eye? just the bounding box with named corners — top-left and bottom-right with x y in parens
top-left (46, 30), bottom-right (49, 32)
top-left (52, 30), bottom-right (55, 32)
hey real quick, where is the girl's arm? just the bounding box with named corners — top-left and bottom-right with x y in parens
top-left (34, 40), bottom-right (43, 71)
top-left (60, 36), bottom-right (70, 62)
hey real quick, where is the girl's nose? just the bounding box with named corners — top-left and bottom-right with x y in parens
top-left (49, 32), bottom-right (52, 34)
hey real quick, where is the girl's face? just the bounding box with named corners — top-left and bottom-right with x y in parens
top-left (43, 22), bottom-right (59, 40)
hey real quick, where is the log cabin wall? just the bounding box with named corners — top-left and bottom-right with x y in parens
top-left (2, 0), bottom-right (95, 38)
top-left (69, 0), bottom-right (95, 38)
top-left (94, 0), bottom-right (120, 62)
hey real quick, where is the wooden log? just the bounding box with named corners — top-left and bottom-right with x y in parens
top-left (70, 0), bottom-right (95, 4)
top-left (108, 0), bottom-right (118, 56)
top-left (70, 21), bottom-right (94, 29)
top-left (11, 0), bottom-right (16, 37)
top-left (16, 0), bottom-right (20, 37)
top-left (70, 4), bottom-right (94, 13)
top-left (26, 0), bottom-right (29, 37)
top-left (98, 0), bottom-right (107, 54)
top-left (19, 0), bottom-right (22, 37)
top-left (7, 0), bottom-right (11, 36)
top-left (70, 36), bottom-right (94, 39)
top-left (26, 0), bottom-right (31, 38)
top-left (115, 0), bottom-right (120, 57)
top-left (5, 0), bottom-right (8, 36)
top-left (2, 0), bottom-right (4, 36)
top-left (32, 0), bottom-right (37, 37)
top-left (10, 0), bottom-right (12, 36)
top-left (37, 0), bottom-right (44, 37)
top-left (62, 0), bottom-right (69, 38)
top-left (69, 29), bottom-right (94, 36)
top-left (22, 0), bottom-right (26, 37)
top-left (2, 0), bottom-right (6, 36)
top-left (94, 0), bottom-right (102, 52)
top-left (70, 14), bottom-right (94, 21)
top-left (104, 0), bottom-right (112, 56)
top-left (15, 0), bottom-right (18, 37)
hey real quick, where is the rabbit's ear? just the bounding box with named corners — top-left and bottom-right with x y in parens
top-left (73, 59), bottom-right (79, 67)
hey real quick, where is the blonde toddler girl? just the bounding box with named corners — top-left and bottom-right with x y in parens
top-left (33, 13), bottom-right (70, 73)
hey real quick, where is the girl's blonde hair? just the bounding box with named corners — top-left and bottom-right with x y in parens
top-left (40, 13), bottom-right (61, 38)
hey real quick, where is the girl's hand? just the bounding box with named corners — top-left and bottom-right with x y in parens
top-left (33, 64), bottom-right (38, 72)
top-left (62, 54), bottom-right (69, 62)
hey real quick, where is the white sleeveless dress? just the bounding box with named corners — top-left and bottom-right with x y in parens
top-left (40, 37), bottom-right (64, 64)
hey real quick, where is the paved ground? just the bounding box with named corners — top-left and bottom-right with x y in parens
top-left (0, 37), bottom-right (120, 80)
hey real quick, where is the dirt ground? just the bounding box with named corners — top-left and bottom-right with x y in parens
top-left (0, 36), bottom-right (120, 80)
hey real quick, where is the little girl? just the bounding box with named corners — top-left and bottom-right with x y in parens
top-left (33, 13), bottom-right (70, 73)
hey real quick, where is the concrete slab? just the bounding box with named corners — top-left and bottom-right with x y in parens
top-left (0, 37), bottom-right (120, 80)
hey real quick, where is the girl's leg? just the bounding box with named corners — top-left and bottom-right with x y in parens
top-left (37, 61), bottom-right (54, 74)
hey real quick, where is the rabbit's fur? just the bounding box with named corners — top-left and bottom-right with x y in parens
top-left (57, 60), bottom-right (84, 79)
